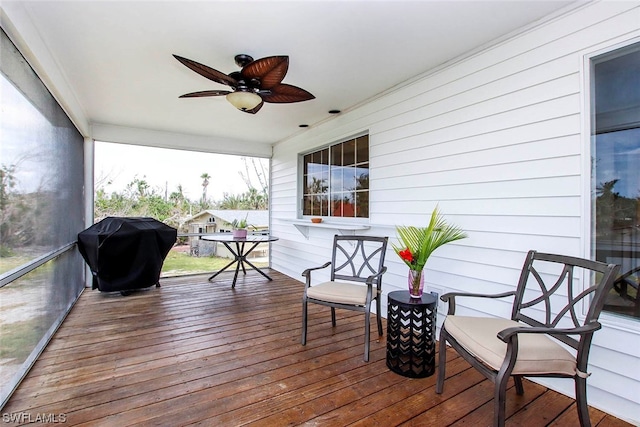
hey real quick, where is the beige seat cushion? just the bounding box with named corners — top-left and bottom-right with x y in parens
top-left (444, 316), bottom-right (577, 376)
top-left (306, 281), bottom-right (369, 305)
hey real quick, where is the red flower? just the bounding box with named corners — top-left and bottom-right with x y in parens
top-left (399, 248), bottom-right (414, 263)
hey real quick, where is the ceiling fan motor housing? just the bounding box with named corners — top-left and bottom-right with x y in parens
top-left (234, 54), bottom-right (254, 67)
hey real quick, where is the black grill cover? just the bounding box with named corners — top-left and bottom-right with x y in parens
top-left (78, 217), bottom-right (177, 292)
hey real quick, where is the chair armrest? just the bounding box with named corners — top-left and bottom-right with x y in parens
top-left (365, 266), bottom-right (387, 289)
top-left (497, 322), bottom-right (602, 342)
top-left (441, 291), bottom-right (516, 315)
top-left (302, 262), bottom-right (331, 280)
top-left (302, 261), bottom-right (331, 289)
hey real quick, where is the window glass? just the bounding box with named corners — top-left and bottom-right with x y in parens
top-left (592, 43), bottom-right (640, 320)
top-left (331, 166), bottom-right (344, 192)
top-left (343, 166), bottom-right (357, 191)
top-left (331, 143), bottom-right (342, 166)
top-left (356, 191), bottom-right (369, 218)
top-left (302, 135), bottom-right (369, 218)
top-left (343, 139), bottom-right (356, 165)
top-left (357, 135), bottom-right (369, 163)
top-left (303, 149), bottom-right (329, 216)
top-left (356, 164), bottom-right (370, 191)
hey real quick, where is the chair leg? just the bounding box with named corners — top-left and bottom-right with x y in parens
top-left (331, 307), bottom-right (336, 327)
top-left (575, 376), bottom-right (592, 427)
top-left (363, 308), bottom-right (371, 362)
top-left (436, 330), bottom-right (448, 394)
top-left (494, 369), bottom-right (510, 427)
top-left (376, 296), bottom-right (383, 336)
top-left (301, 298), bottom-right (308, 345)
top-left (514, 375), bottom-right (524, 395)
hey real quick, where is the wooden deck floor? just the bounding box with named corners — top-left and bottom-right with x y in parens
top-left (2, 270), bottom-right (633, 426)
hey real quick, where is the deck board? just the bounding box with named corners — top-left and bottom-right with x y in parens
top-left (2, 270), bottom-right (632, 426)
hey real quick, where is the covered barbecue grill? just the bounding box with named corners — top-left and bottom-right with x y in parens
top-left (78, 217), bottom-right (177, 293)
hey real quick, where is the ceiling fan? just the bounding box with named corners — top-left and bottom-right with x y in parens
top-left (173, 53), bottom-right (315, 114)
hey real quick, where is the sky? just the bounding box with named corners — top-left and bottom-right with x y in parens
top-left (94, 141), bottom-right (268, 202)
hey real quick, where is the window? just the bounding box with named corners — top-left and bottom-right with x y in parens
top-left (302, 135), bottom-right (369, 218)
top-left (591, 42), bottom-right (640, 320)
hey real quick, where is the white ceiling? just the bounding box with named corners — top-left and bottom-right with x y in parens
top-left (1, 0), bottom-right (577, 156)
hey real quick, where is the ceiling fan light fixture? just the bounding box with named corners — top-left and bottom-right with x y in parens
top-left (226, 91), bottom-right (262, 111)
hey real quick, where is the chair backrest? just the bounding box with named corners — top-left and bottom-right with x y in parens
top-left (512, 251), bottom-right (619, 353)
top-left (330, 235), bottom-right (388, 285)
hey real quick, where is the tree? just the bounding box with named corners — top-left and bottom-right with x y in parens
top-left (169, 184), bottom-right (186, 207)
top-left (0, 164), bottom-right (16, 217)
top-left (199, 173), bottom-right (213, 210)
top-left (124, 176), bottom-right (150, 200)
top-left (245, 187), bottom-right (266, 210)
top-left (0, 164), bottom-right (18, 249)
top-left (218, 192), bottom-right (244, 209)
top-left (200, 173), bottom-right (211, 205)
top-left (239, 157), bottom-right (268, 195)
top-left (94, 177), bottom-right (187, 228)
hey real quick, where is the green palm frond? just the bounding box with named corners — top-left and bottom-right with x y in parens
top-left (392, 206), bottom-right (467, 270)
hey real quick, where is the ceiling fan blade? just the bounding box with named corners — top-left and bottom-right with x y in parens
top-left (173, 54), bottom-right (237, 87)
top-left (241, 100), bottom-right (264, 114)
top-left (241, 56), bottom-right (289, 89)
top-left (178, 90), bottom-right (231, 98)
top-left (263, 84), bottom-right (315, 103)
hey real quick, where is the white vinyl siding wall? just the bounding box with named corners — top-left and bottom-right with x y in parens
top-left (269, 2), bottom-right (640, 424)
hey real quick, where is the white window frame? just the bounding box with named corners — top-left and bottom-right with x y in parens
top-left (298, 131), bottom-right (370, 222)
top-left (582, 36), bottom-right (640, 333)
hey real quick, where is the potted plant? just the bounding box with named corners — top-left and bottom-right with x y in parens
top-left (231, 215), bottom-right (250, 238)
top-left (392, 206), bottom-right (467, 298)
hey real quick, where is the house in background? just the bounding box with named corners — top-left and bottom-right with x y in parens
top-left (185, 210), bottom-right (269, 258)
top-left (1, 1), bottom-right (638, 423)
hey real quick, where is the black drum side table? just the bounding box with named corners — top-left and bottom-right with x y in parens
top-left (386, 290), bottom-right (437, 378)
